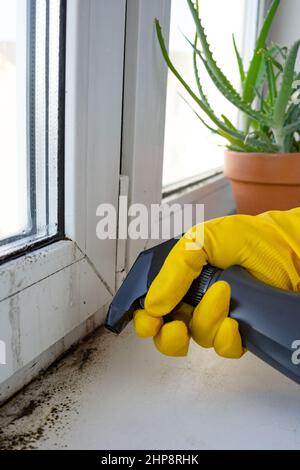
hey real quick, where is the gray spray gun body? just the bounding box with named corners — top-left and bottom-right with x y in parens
top-left (105, 239), bottom-right (300, 384)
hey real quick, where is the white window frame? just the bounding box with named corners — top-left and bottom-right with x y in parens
top-left (0, 0), bottom-right (266, 404)
top-left (0, 0), bottom-right (126, 404)
top-left (121, 0), bottom-right (262, 269)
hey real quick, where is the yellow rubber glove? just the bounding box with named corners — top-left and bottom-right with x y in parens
top-left (134, 208), bottom-right (300, 358)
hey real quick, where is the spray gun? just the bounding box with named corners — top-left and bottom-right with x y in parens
top-left (105, 238), bottom-right (300, 385)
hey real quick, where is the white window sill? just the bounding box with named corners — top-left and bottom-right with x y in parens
top-left (0, 325), bottom-right (298, 449)
top-left (163, 171), bottom-right (235, 215)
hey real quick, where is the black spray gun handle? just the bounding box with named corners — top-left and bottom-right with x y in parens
top-left (105, 239), bottom-right (300, 384)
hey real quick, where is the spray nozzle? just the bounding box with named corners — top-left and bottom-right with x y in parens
top-left (105, 239), bottom-right (220, 334)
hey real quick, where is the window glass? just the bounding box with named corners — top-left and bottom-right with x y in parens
top-left (0, 0), bottom-right (27, 242)
top-left (163, 0), bottom-right (248, 189)
top-left (0, 0), bottom-right (64, 259)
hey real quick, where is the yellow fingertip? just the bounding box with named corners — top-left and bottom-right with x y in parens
top-left (133, 309), bottom-right (163, 338)
top-left (190, 280), bottom-right (231, 348)
top-left (153, 321), bottom-right (190, 357)
top-left (213, 317), bottom-right (245, 359)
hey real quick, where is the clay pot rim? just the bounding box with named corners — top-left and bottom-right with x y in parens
top-left (224, 151), bottom-right (300, 185)
top-left (224, 151), bottom-right (300, 158)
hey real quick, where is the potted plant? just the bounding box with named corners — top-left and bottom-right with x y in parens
top-left (156, 0), bottom-right (300, 214)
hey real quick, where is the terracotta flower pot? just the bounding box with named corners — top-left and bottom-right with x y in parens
top-left (224, 151), bottom-right (300, 215)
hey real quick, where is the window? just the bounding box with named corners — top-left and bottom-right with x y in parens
top-left (162, 0), bottom-right (250, 189)
top-left (0, 0), bottom-right (126, 401)
top-left (0, 0), bottom-right (65, 261)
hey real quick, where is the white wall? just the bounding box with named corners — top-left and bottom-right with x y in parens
top-left (269, 0), bottom-right (300, 68)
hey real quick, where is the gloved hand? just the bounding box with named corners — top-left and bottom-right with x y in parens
top-left (134, 208), bottom-right (300, 358)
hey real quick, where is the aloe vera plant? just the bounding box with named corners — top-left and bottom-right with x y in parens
top-left (156, 0), bottom-right (300, 153)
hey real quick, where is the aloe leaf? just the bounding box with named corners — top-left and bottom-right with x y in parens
top-left (273, 40), bottom-right (300, 133)
top-left (180, 95), bottom-right (262, 151)
top-left (283, 119), bottom-right (300, 135)
top-left (195, 113), bottom-right (218, 134)
top-left (179, 93), bottom-right (245, 143)
top-left (247, 125), bottom-right (275, 147)
top-left (180, 84), bottom-right (274, 151)
top-left (186, 0), bottom-right (240, 98)
top-left (180, 95), bottom-right (260, 152)
top-left (232, 34), bottom-right (245, 83)
top-left (192, 1), bottom-right (209, 105)
top-left (184, 33), bottom-right (270, 124)
top-left (255, 55), bottom-right (268, 94)
top-left (266, 60), bottom-right (277, 106)
top-left (193, 36), bottom-right (211, 107)
top-left (218, 130), bottom-right (262, 152)
top-left (284, 103), bottom-right (300, 126)
top-left (284, 112), bottom-right (300, 151)
top-left (272, 42), bottom-right (288, 60)
top-left (227, 144), bottom-right (249, 152)
top-left (192, 44), bottom-right (272, 126)
top-left (254, 85), bottom-right (270, 114)
top-left (155, 21), bottom-right (215, 122)
top-left (184, 2), bottom-right (275, 128)
top-left (243, 0), bottom-right (280, 104)
top-left (294, 71), bottom-right (300, 81)
top-left (156, 18), bottom-right (276, 153)
top-left (221, 114), bottom-right (238, 131)
top-left (260, 47), bottom-right (283, 72)
top-left (191, 0), bottom-right (210, 106)
top-left (155, 19), bottom-right (251, 141)
top-left (271, 40), bottom-right (300, 150)
top-left (193, 38), bottom-right (205, 102)
top-left (179, 94), bottom-right (217, 133)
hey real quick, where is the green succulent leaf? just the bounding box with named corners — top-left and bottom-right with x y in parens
top-left (155, 0), bottom-right (300, 153)
top-left (155, 19), bottom-right (225, 131)
top-left (193, 37), bottom-right (210, 107)
top-left (218, 130), bottom-right (265, 152)
top-left (221, 114), bottom-right (238, 131)
top-left (192, 0), bottom-right (211, 106)
top-left (232, 34), bottom-right (245, 83)
top-left (186, 0), bottom-right (240, 98)
top-left (156, 18), bottom-right (277, 152)
top-left (180, 94), bottom-right (261, 152)
top-left (266, 60), bottom-right (277, 106)
top-left (285, 103), bottom-right (300, 126)
top-left (272, 40), bottom-right (300, 149)
top-left (179, 93), bottom-right (217, 133)
top-left (273, 40), bottom-right (300, 127)
top-left (243, 0), bottom-right (280, 104)
top-left (272, 42), bottom-right (288, 60)
top-left (190, 42), bottom-right (272, 126)
top-left (226, 144), bottom-right (247, 152)
top-left (259, 47), bottom-right (283, 72)
top-left (283, 119), bottom-right (300, 135)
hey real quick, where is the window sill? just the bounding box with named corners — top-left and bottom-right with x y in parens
top-left (163, 171), bottom-right (235, 219)
top-left (162, 167), bottom-right (224, 199)
top-left (0, 325), bottom-right (297, 449)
